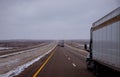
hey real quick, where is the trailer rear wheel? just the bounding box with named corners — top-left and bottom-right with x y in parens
top-left (86, 58), bottom-right (94, 71)
top-left (93, 63), bottom-right (104, 77)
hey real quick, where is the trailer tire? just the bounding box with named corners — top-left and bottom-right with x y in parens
top-left (86, 60), bottom-right (91, 70)
top-left (93, 63), bottom-right (103, 77)
top-left (86, 59), bottom-right (94, 71)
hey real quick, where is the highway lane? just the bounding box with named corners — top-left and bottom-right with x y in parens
top-left (16, 46), bottom-right (95, 77)
top-left (0, 43), bottom-right (49, 58)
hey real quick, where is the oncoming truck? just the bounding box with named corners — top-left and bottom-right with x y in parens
top-left (86, 7), bottom-right (120, 77)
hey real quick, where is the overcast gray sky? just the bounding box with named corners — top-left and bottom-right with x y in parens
top-left (0, 0), bottom-right (120, 40)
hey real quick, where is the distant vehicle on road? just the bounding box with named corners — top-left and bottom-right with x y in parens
top-left (58, 40), bottom-right (64, 47)
top-left (86, 7), bottom-right (120, 77)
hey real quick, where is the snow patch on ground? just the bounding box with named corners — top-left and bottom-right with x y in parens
top-left (0, 46), bottom-right (55, 77)
top-left (0, 59), bottom-right (19, 67)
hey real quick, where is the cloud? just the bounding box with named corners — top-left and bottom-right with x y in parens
top-left (0, 0), bottom-right (120, 40)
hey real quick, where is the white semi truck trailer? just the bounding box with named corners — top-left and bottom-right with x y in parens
top-left (86, 7), bottom-right (120, 77)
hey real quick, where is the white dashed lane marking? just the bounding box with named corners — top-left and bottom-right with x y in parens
top-left (68, 57), bottom-right (71, 60)
top-left (72, 63), bottom-right (76, 67)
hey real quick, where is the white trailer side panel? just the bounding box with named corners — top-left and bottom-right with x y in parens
top-left (93, 7), bottom-right (120, 27)
top-left (92, 21), bottom-right (120, 70)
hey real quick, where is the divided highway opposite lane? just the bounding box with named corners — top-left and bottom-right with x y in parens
top-left (0, 43), bottom-right (48, 58)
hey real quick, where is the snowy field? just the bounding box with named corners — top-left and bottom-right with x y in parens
top-left (0, 47), bottom-right (12, 50)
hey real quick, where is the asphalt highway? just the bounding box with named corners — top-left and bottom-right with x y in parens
top-left (16, 46), bottom-right (95, 77)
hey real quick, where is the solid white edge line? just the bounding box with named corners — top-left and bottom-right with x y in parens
top-left (72, 63), bottom-right (76, 67)
top-left (65, 44), bottom-right (86, 58)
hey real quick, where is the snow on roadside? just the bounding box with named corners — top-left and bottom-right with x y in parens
top-left (0, 45), bottom-right (56, 77)
top-left (0, 59), bottom-right (20, 67)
